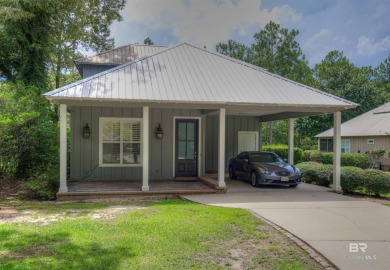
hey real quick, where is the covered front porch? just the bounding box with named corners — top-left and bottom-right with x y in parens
top-left (58, 176), bottom-right (225, 201)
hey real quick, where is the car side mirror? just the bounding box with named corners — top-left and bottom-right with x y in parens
top-left (283, 159), bottom-right (288, 163)
top-left (243, 158), bottom-right (249, 163)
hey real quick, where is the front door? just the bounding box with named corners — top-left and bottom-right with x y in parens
top-left (175, 119), bottom-right (199, 177)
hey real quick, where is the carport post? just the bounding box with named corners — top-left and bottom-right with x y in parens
top-left (59, 104), bottom-right (68, 192)
top-left (258, 122), bottom-right (263, 150)
top-left (288, 118), bottom-right (295, 164)
top-left (333, 111), bottom-right (342, 191)
top-left (142, 106), bottom-right (150, 191)
top-left (218, 108), bottom-right (226, 187)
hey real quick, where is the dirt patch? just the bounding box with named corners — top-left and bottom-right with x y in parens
top-left (0, 205), bottom-right (146, 225)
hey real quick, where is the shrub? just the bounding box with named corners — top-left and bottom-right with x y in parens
top-left (303, 150), bottom-right (318, 162)
top-left (363, 170), bottom-right (390, 196)
top-left (20, 168), bottom-right (59, 200)
top-left (320, 152), bottom-right (333, 164)
top-left (303, 150), bottom-right (369, 169)
top-left (295, 162), bottom-right (332, 187)
top-left (262, 144), bottom-right (304, 164)
top-left (340, 166), bottom-right (365, 194)
top-left (341, 153), bottom-right (369, 169)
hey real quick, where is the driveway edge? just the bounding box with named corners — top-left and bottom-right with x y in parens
top-left (251, 211), bottom-right (337, 270)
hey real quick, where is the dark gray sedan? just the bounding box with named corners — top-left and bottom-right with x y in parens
top-left (228, 151), bottom-right (301, 187)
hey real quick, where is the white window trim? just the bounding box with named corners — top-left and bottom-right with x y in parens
top-left (341, 139), bottom-right (351, 153)
top-left (99, 117), bottom-right (143, 167)
top-left (367, 139), bottom-right (375, 145)
top-left (172, 116), bottom-right (202, 177)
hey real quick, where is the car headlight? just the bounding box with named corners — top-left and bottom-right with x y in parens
top-left (257, 167), bottom-right (271, 175)
top-left (295, 167), bottom-right (301, 175)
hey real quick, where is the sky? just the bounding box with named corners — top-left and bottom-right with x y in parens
top-left (110, 0), bottom-right (390, 68)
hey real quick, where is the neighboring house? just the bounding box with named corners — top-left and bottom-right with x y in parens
top-left (315, 102), bottom-right (390, 166)
top-left (43, 43), bottom-right (356, 195)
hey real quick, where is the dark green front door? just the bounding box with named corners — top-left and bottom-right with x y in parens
top-left (175, 119), bottom-right (198, 177)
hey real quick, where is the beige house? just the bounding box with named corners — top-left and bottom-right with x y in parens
top-left (316, 102), bottom-right (390, 167)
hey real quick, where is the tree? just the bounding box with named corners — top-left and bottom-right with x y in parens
top-left (0, 0), bottom-right (126, 89)
top-left (0, 0), bottom-right (55, 88)
top-left (216, 40), bottom-right (253, 63)
top-left (251, 21), bottom-right (312, 84)
top-left (144, 37), bottom-right (154, 45)
top-left (374, 54), bottom-right (390, 102)
top-left (296, 50), bottom-right (384, 138)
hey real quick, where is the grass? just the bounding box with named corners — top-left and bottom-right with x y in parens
top-left (0, 199), bottom-right (322, 270)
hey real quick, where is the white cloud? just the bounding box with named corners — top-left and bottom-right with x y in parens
top-left (357, 36), bottom-right (390, 56)
top-left (118, 0), bottom-right (302, 48)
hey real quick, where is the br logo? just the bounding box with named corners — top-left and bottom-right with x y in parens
top-left (349, 243), bottom-right (367, 252)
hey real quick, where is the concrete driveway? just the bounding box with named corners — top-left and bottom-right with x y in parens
top-left (183, 179), bottom-right (390, 270)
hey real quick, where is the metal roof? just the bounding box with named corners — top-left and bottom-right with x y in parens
top-left (316, 102), bottom-right (390, 137)
top-left (45, 43), bottom-right (357, 112)
top-left (74, 44), bottom-right (167, 67)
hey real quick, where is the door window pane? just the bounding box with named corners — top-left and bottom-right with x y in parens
top-left (186, 142), bottom-right (195, 159)
top-left (178, 123), bottom-right (186, 140)
top-left (178, 141), bottom-right (186, 159)
top-left (187, 123), bottom-right (195, 141)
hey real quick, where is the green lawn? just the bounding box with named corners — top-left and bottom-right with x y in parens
top-left (0, 200), bottom-right (321, 270)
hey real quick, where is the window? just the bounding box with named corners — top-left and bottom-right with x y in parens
top-left (341, 140), bottom-right (350, 153)
top-left (367, 139), bottom-right (375, 145)
top-left (319, 139), bottom-right (333, 152)
top-left (99, 118), bottom-right (142, 166)
top-left (319, 139), bottom-right (350, 153)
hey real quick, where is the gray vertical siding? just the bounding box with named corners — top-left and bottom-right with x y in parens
top-left (70, 106), bottom-right (201, 180)
top-left (82, 64), bottom-right (118, 78)
top-left (204, 115), bottom-right (260, 172)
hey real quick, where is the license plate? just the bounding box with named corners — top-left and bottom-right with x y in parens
top-left (281, 177), bottom-right (289, 182)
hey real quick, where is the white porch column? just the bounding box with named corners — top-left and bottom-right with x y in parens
top-left (201, 114), bottom-right (206, 177)
top-left (288, 118), bottom-right (295, 164)
top-left (59, 104), bottom-right (68, 192)
top-left (142, 106), bottom-right (150, 191)
top-left (218, 108), bottom-right (226, 187)
top-left (333, 111), bottom-right (342, 191)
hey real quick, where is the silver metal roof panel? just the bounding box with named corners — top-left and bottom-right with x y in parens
top-left (45, 43), bottom-right (357, 111)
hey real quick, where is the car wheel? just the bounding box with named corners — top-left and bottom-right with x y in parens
top-left (229, 167), bottom-right (237, 179)
top-left (290, 184), bottom-right (298, 188)
top-left (251, 172), bottom-right (258, 187)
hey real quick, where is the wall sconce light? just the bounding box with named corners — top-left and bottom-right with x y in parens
top-left (83, 123), bottom-right (91, 139)
top-left (156, 124), bottom-right (164, 140)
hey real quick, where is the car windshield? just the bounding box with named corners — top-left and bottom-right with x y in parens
top-left (250, 153), bottom-right (282, 163)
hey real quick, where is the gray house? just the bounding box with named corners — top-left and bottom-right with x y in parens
top-left (43, 43), bottom-right (356, 198)
top-left (316, 102), bottom-right (390, 168)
